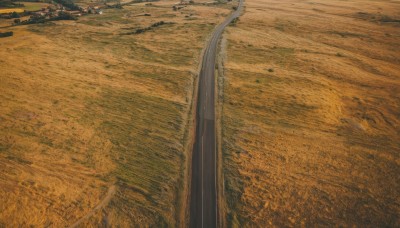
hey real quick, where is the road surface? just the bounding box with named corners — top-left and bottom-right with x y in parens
top-left (190, 1), bottom-right (243, 227)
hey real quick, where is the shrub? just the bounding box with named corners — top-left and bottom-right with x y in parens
top-left (54, 11), bottom-right (77, 20)
top-left (0, 31), bottom-right (13, 38)
top-left (230, 17), bottom-right (239, 26)
top-left (10, 11), bottom-right (20, 18)
top-left (336, 52), bottom-right (344, 57)
top-left (53, 0), bottom-right (79, 10)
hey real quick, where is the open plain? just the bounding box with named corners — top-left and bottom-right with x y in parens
top-left (220, 0), bottom-right (400, 226)
top-left (1, 0), bottom-right (399, 226)
top-left (0, 0), bottom-right (235, 226)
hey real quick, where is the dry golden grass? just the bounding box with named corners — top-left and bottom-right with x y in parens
top-left (0, 8), bottom-right (24, 14)
top-left (221, 0), bottom-right (400, 226)
top-left (0, 1), bottom-right (232, 226)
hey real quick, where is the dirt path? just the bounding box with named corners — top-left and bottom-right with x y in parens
top-left (69, 185), bottom-right (116, 228)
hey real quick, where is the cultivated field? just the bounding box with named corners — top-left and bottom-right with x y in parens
top-left (0, 8), bottom-right (24, 14)
top-left (0, 2), bottom-right (50, 14)
top-left (220, 0), bottom-right (400, 226)
top-left (0, 0), bottom-right (234, 226)
top-left (18, 2), bottom-right (50, 11)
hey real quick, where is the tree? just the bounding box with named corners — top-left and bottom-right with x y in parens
top-left (53, 0), bottom-right (79, 10)
top-left (10, 11), bottom-right (20, 18)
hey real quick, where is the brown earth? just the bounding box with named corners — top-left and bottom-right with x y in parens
top-left (0, 0), bottom-right (235, 226)
top-left (220, 0), bottom-right (400, 227)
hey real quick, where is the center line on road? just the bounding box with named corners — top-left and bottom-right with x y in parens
top-left (201, 135), bottom-right (204, 228)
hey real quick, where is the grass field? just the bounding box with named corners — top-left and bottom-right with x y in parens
top-left (0, 2), bottom-right (50, 14)
top-left (220, 0), bottom-right (400, 226)
top-left (19, 2), bottom-right (49, 11)
top-left (0, 1), bottom-right (233, 226)
top-left (0, 8), bottom-right (24, 14)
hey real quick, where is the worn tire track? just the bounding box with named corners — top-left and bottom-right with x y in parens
top-left (69, 185), bottom-right (115, 228)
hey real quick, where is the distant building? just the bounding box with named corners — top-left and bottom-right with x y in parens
top-left (34, 11), bottom-right (46, 16)
top-left (69, 11), bottom-right (82, 17)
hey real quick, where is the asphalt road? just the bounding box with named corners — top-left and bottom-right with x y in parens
top-left (190, 1), bottom-right (243, 227)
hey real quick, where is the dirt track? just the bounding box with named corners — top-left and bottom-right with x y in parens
top-left (69, 185), bottom-right (115, 228)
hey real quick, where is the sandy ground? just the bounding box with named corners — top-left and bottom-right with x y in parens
top-left (221, 0), bottom-right (400, 226)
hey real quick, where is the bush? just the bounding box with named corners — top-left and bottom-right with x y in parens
top-left (123, 21), bottom-right (172, 35)
top-left (29, 15), bottom-right (46, 24)
top-left (10, 12), bottom-right (20, 19)
top-left (53, 0), bottom-right (79, 10)
top-left (0, 31), bottom-right (13, 38)
top-left (151, 21), bottom-right (165, 27)
top-left (230, 17), bottom-right (239, 26)
top-left (54, 11), bottom-right (77, 20)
